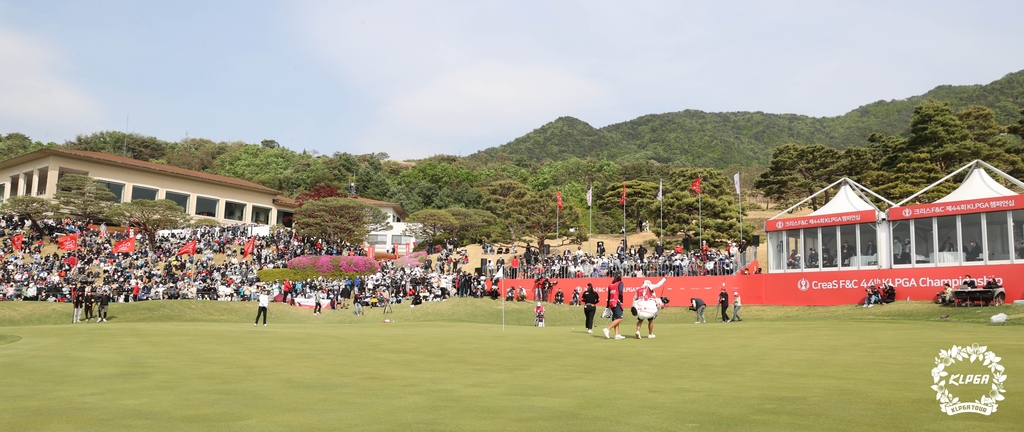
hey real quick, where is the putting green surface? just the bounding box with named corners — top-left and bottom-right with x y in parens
top-left (1, 301), bottom-right (1021, 431)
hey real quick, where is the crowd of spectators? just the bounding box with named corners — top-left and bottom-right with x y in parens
top-left (1, 213), bottom-right (752, 311)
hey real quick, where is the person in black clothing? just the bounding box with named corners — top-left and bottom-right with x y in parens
top-left (72, 286), bottom-right (85, 324)
top-left (84, 289), bottom-right (95, 322)
top-left (582, 284), bottom-right (599, 334)
top-left (553, 289), bottom-right (564, 304)
top-left (97, 289), bottom-right (111, 322)
top-left (718, 288), bottom-right (730, 322)
top-left (339, 285), bottom-right (351, 309)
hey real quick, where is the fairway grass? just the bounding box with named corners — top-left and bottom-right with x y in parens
top-left (1, 301), bottom-right (1022, 431)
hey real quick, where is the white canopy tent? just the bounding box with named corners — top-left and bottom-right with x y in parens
top-left (767, 178), bottom-right (892, 272)
top-left (889, 160), bottom-right (1024, 267)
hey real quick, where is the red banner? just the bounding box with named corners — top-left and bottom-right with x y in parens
top-left (619, 184), bottom-right (627, 205)
top-left (557, 190), bottom-right (563, 211)
top-left (57, 233), bottom-right (79, 251)
top-left (890, 196), bottom-right (1024, 221)
top-left (112, 237), bottom-right (135, 253)
top-left (176, 239), bottom-right (197, 256)
top-left (11, 234), bottom-right (23, 251)
top-left (498, 264), bottom-right (1024, 306)
top-left (766, 210), bottom-right (877, 232)
top-left (243, 237), bottom-right (256, 258)
top-left (691, 177), bottom-right (702, 195)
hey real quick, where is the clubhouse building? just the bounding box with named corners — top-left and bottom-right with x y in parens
top-left (0, 148), bottom-right (412, 248)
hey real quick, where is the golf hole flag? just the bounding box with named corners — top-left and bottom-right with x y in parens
top-left (57, 233), bottom-right (79, 251)
top-left (11, 233), bottom-right (23, 251)
top-left (176, 239), bottom-right (197, 256)
top-left (112, 237), bottom-right (135, 253)
top-left (243, 237), bottom-right (256, 259)
top-left (690, 177), bottom-right (702, 195)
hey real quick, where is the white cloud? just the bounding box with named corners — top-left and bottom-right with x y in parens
top-left (0, 26), bottom-right (102, 140)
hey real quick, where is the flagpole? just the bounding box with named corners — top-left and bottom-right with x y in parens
top-left (698, 176), bottom-right (703, 246)
top-left (555, 188), bottom-right (560, 249)
top-left (659, 178), bottom-right (663, 244)
top-left (588, 184), bottom-right (593, 255)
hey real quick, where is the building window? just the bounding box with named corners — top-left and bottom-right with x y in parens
top-left (131, 185), bottom-right (159, 201)
top-left (390, 235), bottom-right (413, 245)
top-left (195, 196), bottom-right (219, 217)
top-left (986, 211), bottom-right (1010, 262)
top-left (7, 177), bottom-right (18, 197)
top-left (165, 191), bottom-right (190, 212)
top-left (224, 201), bottom-right (246, 221)
top-left (0, 183), bottom-right (5, 202)
top-left (96, 180), bottom-right (124, 203)
top-left (251, 206), bottom-right (271, 225)
top-left (367, 234), bottom-right (388, 246)
top-left (277, 210), bottom-right (294, 228)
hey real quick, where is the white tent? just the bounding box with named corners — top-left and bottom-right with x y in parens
top-left (809, 184), bottom-right (878, 216)
top-left (935, 167), bottom-right (1018, 203)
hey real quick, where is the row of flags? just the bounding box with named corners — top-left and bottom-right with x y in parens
top-left (11, 232), bottom-right (257, 259)
top-left (577, 176), bottom-right (720, 207)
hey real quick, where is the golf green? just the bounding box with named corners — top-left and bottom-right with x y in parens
top-left (0, 301), bottom-right (1021, 431)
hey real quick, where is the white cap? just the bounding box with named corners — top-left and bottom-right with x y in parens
top-left (537, 302), bottom-right (542, 307)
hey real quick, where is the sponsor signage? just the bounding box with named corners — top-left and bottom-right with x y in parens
top-left (889, 196), bottom-right (1024, 221)
top-left (766, 210), bottom-right (877, 232)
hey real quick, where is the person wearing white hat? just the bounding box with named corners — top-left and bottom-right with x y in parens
top-left (534, 302), bottom-right (545, 327)
top-left (730, 291), bottom-right (742, 322)
top-left (634, 278), bottom-right (666, 338)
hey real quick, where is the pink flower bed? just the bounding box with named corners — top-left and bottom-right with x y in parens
top-left (395, 251), bottom-right (427, 268)
top-left (287, 255), bottom-right (379, 275)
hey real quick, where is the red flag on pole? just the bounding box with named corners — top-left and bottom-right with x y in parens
top-left (176, 239), bottom-right (197, 256)
top-left (11, 234), bottom-right (23, 251)
top-left (112, 237), bottom-right (135, 254)
top-left (243, 237), bottom-right (256, 259)
top-left (619, 183), bottom-right (627, 205)
top-left (690, 177), bottom-right (702, 195)
top-left (556, 190), bottom-right (563, 211)
top-left (57, 233), bottom-right (79, 251)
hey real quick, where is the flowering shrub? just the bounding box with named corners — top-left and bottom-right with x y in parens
top-left (287, 255), bottom-right (379, 276)
top-left (395, 251), bottom-right (427, 268)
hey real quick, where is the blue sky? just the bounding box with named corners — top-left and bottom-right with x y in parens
top-left (2, 1), bottom-right (1023, 160)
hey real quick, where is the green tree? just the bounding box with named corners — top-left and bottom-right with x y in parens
top-left (0, 196), bottom-right (59, 232)
top-left (0, 133), bottom-right (51, 159)
top-left (404, 209), bottom-right (459, 245)
top-left (663, 168), bottom-right (753, 246)
top-left (64, 131), bottom-right (169, 162)
top-left (107, 199), bottom-right (191, 246)
top-left (479, 180), bottom-right (529, 242)
top-left (506, 189), bottom-right (585, 250)
top-left (54, 174), bottom-right (116, 223)
top-left (444, 207), bottom-right (498, 243)
top-left (292, 198), bottom-right (391, 245)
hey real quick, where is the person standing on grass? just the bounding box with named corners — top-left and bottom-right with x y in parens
top-left (84, 288), bottom-right (95, 322)
top-left (97, 289), bottom-right (111, 322)
top-left (582, 283), bottom-right (599, 334)
top-left (72, 286), bottom-right (84, 323)
top-left (690, 297), bottom-right (706, 324)
top-left (718, 288), bottom-right (730, 322)
top-left (313, 289), bottom-right (323, 315)
top-left (255, 290), bottom-right (269, 326)
top-left (603, 275), bottom-right (625, 339)
top-left (730, 291), bottom-right (742, 322)
top-left (340, 284), bottom-right (351, 309)
top-left (634, 278), bottom-right (666, 339)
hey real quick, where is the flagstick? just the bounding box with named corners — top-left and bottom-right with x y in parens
top-left (501, 276), bottom-right (505, 332)
top-left (588, 184), bottom-right (593, 255)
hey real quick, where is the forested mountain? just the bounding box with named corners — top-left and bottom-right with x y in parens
top-left (3, 70), bottom-right (1024, 246)
top-left (468, 70), bottom-right (1024, 168)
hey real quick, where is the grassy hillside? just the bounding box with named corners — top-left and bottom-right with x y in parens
top-left (469, 70), bottom-right (1024, 168)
